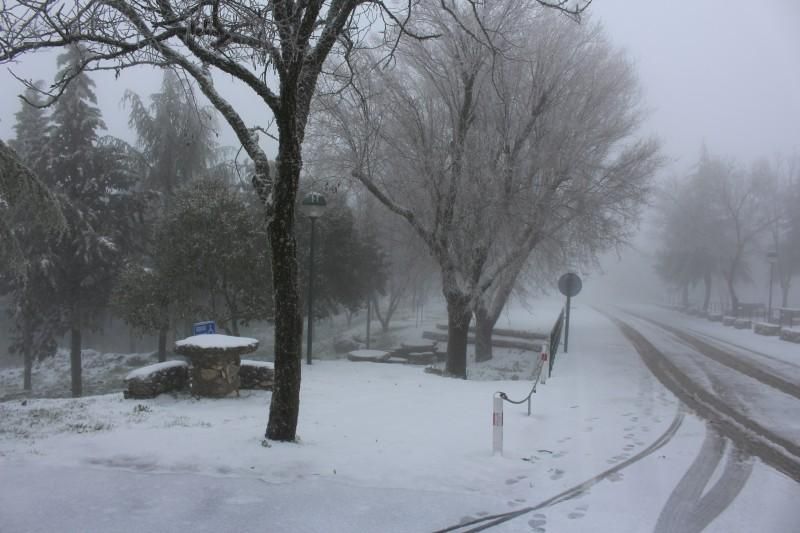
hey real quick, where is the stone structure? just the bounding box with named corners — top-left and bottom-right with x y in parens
top-left (174, 334), bottom-right (258, 398)
top-left (333, 338), bottom-right (360, 354)
top-left (733, 318), bottom-right (751, 330)
top-left (753, 322), bottom-right (781, 336)
top-left (708, 313), bottom-right (723, 322)
top-left (123, 361), bottom-right (188, 399)
top-left (722, 316), bottom-right (736, 326)
top-left (239, 360), bottom-right (275, 390)
top-left (780, 328), bottom-right (800, 344)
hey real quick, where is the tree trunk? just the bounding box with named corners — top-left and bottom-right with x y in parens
top-left (702, 272), bottom-right (712, 312)
top-left (445, 292), bottom-right (471, 379)
top-left (265, 139), bottom-right (303, 442)
top-left (781, 282), bottom-right (790, 308)
top-left (726, 274), bottom-right (739, 316)
top-left (681, 284), bottom-right (689, 308)
top-left (70, 325), bottom-right (82, 398)
top-left (474, 305), bottom-right (494, 362)
top-left (157, 326), bottom-right (168, 363)
top-left (22, 317), bottom-right (33, 391)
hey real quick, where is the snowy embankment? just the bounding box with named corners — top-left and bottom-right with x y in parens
top-left (0, 350), bottom-right (161, 400)
top-left (1, 303), bottom-right (798, 532)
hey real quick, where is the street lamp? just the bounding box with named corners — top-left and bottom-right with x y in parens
top-left (767, 249), bottom-right (778, 323)
top-left (300, 192), bottom-right (327, 365)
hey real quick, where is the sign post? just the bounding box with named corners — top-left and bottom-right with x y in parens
top-left (558, 273), bottom-right (582, 353)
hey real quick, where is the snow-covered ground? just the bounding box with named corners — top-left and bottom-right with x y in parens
top-left (1, 302), bottom-right (798, 532)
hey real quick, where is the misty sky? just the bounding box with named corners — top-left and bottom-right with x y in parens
top-left (1, 1), bottom-right (798, 172)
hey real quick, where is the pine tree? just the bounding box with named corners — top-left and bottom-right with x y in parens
top-left (44, 45), bottom-right (146, 397)
top-left (0, 139), bottom-right (64, 391)
top-left (9, 83), bottom-right (50, 178)
top-left (124, 70), bottom-right (217, 205)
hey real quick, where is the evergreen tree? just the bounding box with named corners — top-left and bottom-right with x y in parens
top-left (0, 139), bottom-right (64, 391)
top-left (9, 83), bottom-right (50, 177)
top-left (124, 70), bottom-right (217, 204)
top-left (43, 45), bottom-right (146, 396)
top-left (116, 177), bottom-right (274, 340)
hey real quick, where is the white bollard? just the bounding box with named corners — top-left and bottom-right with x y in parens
top-left (492, 394), bottom-right (504, 455)
top-left (539, 345), bottom-right (548, 385)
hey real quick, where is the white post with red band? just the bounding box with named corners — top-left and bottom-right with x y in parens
top-left (492, 394), bottom-right (504, 455)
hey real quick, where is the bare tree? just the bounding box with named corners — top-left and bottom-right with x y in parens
top-left (708, 158), bottom-right (774, 314)
top-left (758, 155), bottom-right (800, 308)
top-left (311, 4), bottom-right (657, 372)
top-left (654, 151), bottom-right (727, 312)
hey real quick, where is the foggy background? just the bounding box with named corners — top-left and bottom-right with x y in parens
top-left (1, 0), bottom-right (799, 306)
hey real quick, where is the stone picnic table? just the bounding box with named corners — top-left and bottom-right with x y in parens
top-left (174, 334), bottom-right (259, 397)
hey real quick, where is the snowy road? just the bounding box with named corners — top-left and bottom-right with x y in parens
top-left (601, 306), bottom-right (800, 531)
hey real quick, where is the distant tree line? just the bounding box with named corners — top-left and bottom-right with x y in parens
top-left (655, 147), bottom-right (800, 313)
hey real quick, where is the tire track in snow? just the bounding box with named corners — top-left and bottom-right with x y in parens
top-left (674, 327), bottom-right (800, 373)
top-left (651, 357), bottom-right (755, 533)
top-left (604, 311), bottom-right (800, 483)
top-left (625, 311), bottom-right (800, 400)
top-left (432, 407), bottom-right (685, 532)
top-left (654, 430), bottom-right (754, 533)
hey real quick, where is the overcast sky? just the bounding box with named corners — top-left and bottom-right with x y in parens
top-left (1, 1), bottom-right (798, 172)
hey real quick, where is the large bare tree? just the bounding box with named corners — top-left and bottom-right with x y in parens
top-left (0, 0), bottom-right (591, 436)
top-left (311, 3), bottom-right (657, 373)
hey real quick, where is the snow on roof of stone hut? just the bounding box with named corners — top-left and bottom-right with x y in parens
top-left (175, 334), bottom-right (259, 350)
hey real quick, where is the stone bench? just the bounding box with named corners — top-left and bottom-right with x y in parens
top-left (733, 318), bottom-right (751, 330)
top-left (123, 361), bottom-right (189, 399)
top-left (347, 349), bottom-right (390, 362)
top-left (722, 316), bottom-right (737, 326)
top-left (780, 328), bottom-right (800, 344)
top-left (239, 360), bottom-right (274, 390)
top-left (753, 322), bottom-right (781, 336)
top-left (708, 313), bottom-right (723, 322)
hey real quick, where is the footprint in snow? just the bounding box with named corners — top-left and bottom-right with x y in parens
top-left (568, 504), bottom-right (589, 519)
top-left (528, 518), bottom-right (547, 532)
top-left (550, 468), bottom-right (565, 480)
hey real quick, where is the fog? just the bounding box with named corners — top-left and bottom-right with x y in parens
top-left (1, 0), bottom-right (799, 310)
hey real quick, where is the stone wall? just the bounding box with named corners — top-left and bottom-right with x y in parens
top-left (124, 361), bottom-right (188, 399)
top-left (753, 322), bottom-right (781, 336)
top-left (239, 360), bottom-right (274, 390)
top-left (780, 328), bottom-right (800, 343)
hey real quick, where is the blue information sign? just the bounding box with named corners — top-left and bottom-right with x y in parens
top-left (192, 321), bottom-right (216, 335)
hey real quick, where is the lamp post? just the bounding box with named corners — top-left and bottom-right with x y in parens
top-left (301, 192), bottom-right (327, 365)
top-left (767, 249), bottom-right (778, 323)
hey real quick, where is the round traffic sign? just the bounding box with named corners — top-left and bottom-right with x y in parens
top-left (558, 272), bottom-right (582, 297)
